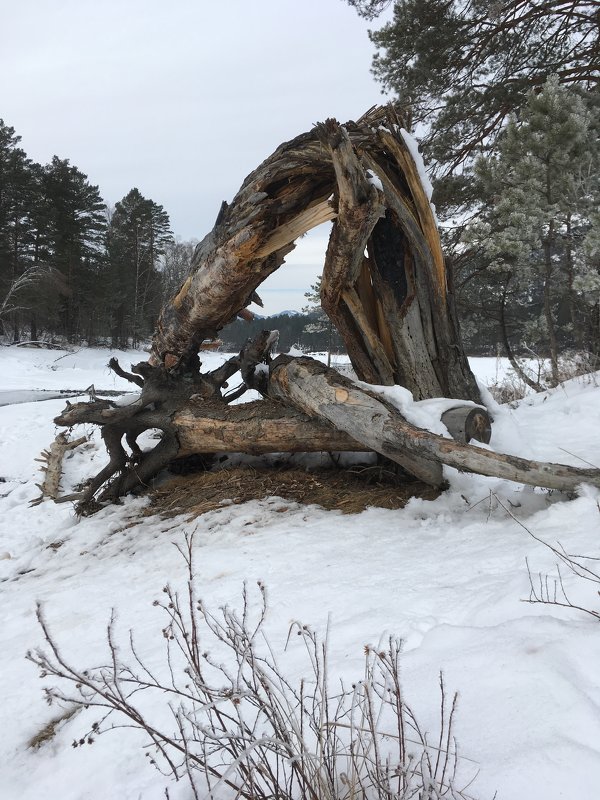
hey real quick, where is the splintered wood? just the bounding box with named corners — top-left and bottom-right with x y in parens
top-left (150, 105), bottom-right (480, 404)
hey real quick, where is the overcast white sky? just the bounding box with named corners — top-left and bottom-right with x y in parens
top-left (1, 0), bottom-right (392, 313)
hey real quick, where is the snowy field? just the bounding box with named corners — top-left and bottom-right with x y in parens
top-left (1, 345), bottom-right (599, 799)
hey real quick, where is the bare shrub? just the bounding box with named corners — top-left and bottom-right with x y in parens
top-left (486, 373), bottom-right (529, 406)
top-left (487, 350), bottom-right (600, 405)
top-left (492, 492), bottom-right (600, 622)
top-left (28, 533), bottom-right (480, 800)
top-left (525, 556), bottom-right (600, 622)
top-left (523, 512), bottom-right (600, 622)
top-left (553, 350), bottom-right (600, 386)
top-left (522, 347), bottom-right (600, 390)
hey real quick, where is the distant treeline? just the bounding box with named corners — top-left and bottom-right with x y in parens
top-left (0, 119), bottom-right (194, 347)
top-left (220, 312), bottom-right (344, 355)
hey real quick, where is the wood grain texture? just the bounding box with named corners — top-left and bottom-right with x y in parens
top-left (31, 432), bottom-right (87, 505)
top-left (174, 400), bottom-right (365, 456)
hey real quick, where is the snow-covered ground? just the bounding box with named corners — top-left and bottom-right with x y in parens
top-left (1, 346), bottom-right (599, 799)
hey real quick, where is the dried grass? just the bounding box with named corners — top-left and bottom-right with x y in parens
top-left (148, 464), bottom-right (440, 519)
top-left (28, 705), bottom-right (79, 749)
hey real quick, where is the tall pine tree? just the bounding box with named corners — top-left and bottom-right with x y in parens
top-left (106, 188), bottom-right (172, 347)
top-left (41, 157), bottom-right (107, 342)
top-left (463, 78), bottom-right (600, 380)
top-left (0, 120), bottom-right (39, 339)
top-left (350, 1), bottom-right (600, 185)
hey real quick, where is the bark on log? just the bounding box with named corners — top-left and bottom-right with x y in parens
top-left (268, 357), bottom-right (444, 487)
top-left (50, 349), bottom-right (367, 513)
top-left (174, 399), bottom-right (365, 455)
top-left (49, 340), bottom-right (600, 512)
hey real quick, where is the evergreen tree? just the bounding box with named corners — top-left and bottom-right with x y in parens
top-left (463, 78), bottom-right (600, 379)
top-left (0, 120), bottom-right (39, 338)
top-left (41, 157), bottom-right (107, 341)
top-left (302, 275), bottom-right (338, 365)
top-left (349, 1), bottom-right (600, 186)
top-left (574, 211), bottom-right (600, 336)
top-left (302, 276), bottom-right (327, 329)
top-left (220, 311), bottom-right (330, 354)
top-left (0, 122), bottom-right (183, 346)
top-left (107, 188), bottom-right (173, 347)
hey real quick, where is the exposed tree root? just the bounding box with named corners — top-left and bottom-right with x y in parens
top-left (50, 332), bottom-right (600, 516)
top-left (44, 106), bottom-right (600, 514)
top-left (53, 352), bottom-right (238, 515)
top-left (50, 331), bottom-right (354, 514)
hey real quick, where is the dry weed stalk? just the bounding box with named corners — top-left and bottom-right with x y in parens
top-left (28, 532), bottom-right (479, 799)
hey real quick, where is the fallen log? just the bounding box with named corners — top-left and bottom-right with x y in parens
top-left (48, 398), bottom-right (370, 508)
top-left (248, 353), bottom-right (600, 494)
top-left (174, 400), bottom-right (364, 455)
top-left (31, 432), bottom-right (87, 505)
top-left (50, 331), bottom-right (600, 514)
top-left (47, 334), bottom-right (489, 513)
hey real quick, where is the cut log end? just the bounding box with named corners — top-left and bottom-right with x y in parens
top-left (441, 406), bottom-right (492, 445)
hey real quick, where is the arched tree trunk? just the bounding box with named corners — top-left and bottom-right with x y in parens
top-left (150, 107), bottom-right (480, 402)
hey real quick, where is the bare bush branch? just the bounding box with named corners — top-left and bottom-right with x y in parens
top-left (28, 531), bottom-right (481, 799)
top-left (492, 492), bottom-right (600, 622)
top-left (0, 264), bottom-right (57, 319)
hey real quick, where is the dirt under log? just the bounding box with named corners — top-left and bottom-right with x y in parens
top-left (148, 466), bottom-right (441, 519)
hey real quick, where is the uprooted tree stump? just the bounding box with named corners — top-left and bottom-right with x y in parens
top-left (49, 106), bottom-right (600, 513)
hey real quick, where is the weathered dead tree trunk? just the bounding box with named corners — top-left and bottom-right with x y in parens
top-left (174, 400), bottom-right (363, 456)
top-left (150, 107), bottom-right (479, 402)
top-left (44, 105), bottom-right (600, 511)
